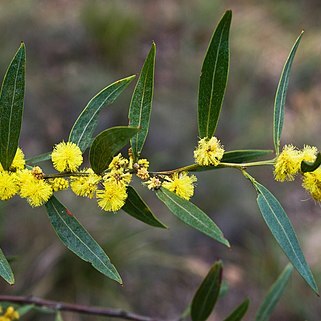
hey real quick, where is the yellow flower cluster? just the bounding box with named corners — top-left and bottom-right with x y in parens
top-left (0, 306), bottom-right (19, 321)
top-left (274, 144), bottom-right (321, 201)
top-left (163, 172), bottom-right (197, 200)
top-left (194, 136), bottom-right (224, 166)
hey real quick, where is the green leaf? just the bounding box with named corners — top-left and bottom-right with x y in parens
top-left (190, 149), bottom-right (273, 172)
top-left (191, 261), bottom-right (223, 321)
top-left (0, 43), bottom-right (26, 170)
top-left (89, 126), bottom-right (139, 174)
top-left (69, 75), bottom-right (135, 152)
top-left (17, 305), bottom-right (35, 317)
top-left (301, 152), bottom-right (321, 173)
top-left (0, 248), bottom-right (14, 284)
top-left (45, 196), bottom-right (122, 284)
top-left (273, 32), bottom-right (303, 154)
top-left (129, 43), bottom-right (156, 160)
top-left (156, 188), bottom-right (229, 247)
top-left (55, 311), bottom-right (64, 321)
top-left (254, 181), bottom-right (318, 294)
top-left (122, 186), bottom-right (167, 228)
top-left (255, 264), bottom-right (293, 321)
top-left (198, 10), bottom-right (232, 138)
top-left (223, 299), bottom-right (249, 321)
top-left (26, 151), bottom-right (51, 165)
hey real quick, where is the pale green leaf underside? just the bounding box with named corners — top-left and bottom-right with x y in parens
top-left (156, 188), bottom-right (229, 247)
top-left (273, 32), bottom-right (303, 154)
top-left (0, 43), bottom-right (25, 170)
top-left (0, 248), bottom-right (14, 284)
top-left (45, 196), bottom-right (122, 283)
top-left (254, 181), bottom-right (318, 294)
top-left (129, 43), bottom-right (155, 159)
top-left (255, 264), bottom-right (293, 321)
top-left (69, 75), bottom-right (135, 152)
top-left (198, 10), bottom-right (232, 138)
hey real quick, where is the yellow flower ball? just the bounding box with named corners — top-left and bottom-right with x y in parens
top-left (194, 137), bottom-right (224, 166)
top-left (0, 147), bottom-right (25, 172)
top-left (51, 141), bottom-right (83, 172)
top-left (302, 168), bottom-right (321, 201)
top-left (274, 145), bottom-right (301, 182)
top-left (163, 172), bottom-right (197, 200)
top-left (0, 171), bottom-right (19, 200)
top-left (19, 171), bottom-right (53, 207)
top-left (96, 181), bottom-right (128, 212)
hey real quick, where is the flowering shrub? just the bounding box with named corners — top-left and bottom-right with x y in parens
top-left (0, 10), bottom-right (320, 320)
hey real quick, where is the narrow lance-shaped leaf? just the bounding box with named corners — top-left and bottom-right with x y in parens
top-left (122, 186), bottom-right (167, 228)
top-left (301, 152), bottom-right (321, 173)
top-left (26, 151), bottom-right (52, 165)
top-left (69, 75), bottom-right (135, 152)
top-left (0, 248), bottom-right (14, 285)
top-left (253, 180), bottom-right (318, 294)
top-left (156, 188), bottom-right (229, 247)
top-left (255, 264), bottom-right (293, 321)
top-left (45, 196), bottom-right (122, 284)
top-left (198, 10), bottom-right (232, 138)
top-left (0, 43), bottom-right (26, 170)
top-left (273, 32), bottom-right (303, 154)
top-left (129, 43), bottom-right (155, 160)
top-left (191, 261), bottom-right (223, 321)
top-left (89, 126), bottom-right (139, 174)
top-left (223, 299), bottom-right (250, 321)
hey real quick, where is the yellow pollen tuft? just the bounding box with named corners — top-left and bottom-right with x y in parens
top-left (19, 171), bottom-right (53, 207)
top-left (51, 141), bottom-right (83, 172)
top-left (194, 137), bottom-right (224, 166)
top-left (0, 148), bottom-right (25, 172)
top-left (302, 168), bottom-right (321, 201)
top-left (163, 172), bottom-right (197, 200)
top-left (274, 145), bottom-right (301, 182)
top-left (70, 169), bottom-right (101, 198)
top-left (0, 172), bottom-right (19, 200)
top-left (108, 153), bottom-right (128, 171)
top-left (96, 181), bottom-right (128, 212)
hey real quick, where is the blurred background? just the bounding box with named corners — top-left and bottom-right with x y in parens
top-left (1, 0), bottom-right (321, 320)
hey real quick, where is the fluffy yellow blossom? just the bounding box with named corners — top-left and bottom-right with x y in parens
top-left (96, 181), bottom-right (128, 212)
top-left (302, 168), bottom-right (321, 201)
top-left (108, 153), bottom-right (128, 171)
top-left (0, 306), bottom-right (19, 320)
top-left (299, 145), bottom-right (318, 163)
top-left (51, 141), bottom-right (83, 172)
top-left (163, 172), bottom-right (197, 200)
top-left (146, 176), bottom-right (162, 190)
top-left (0, 172), bottom-right (19, 200)
top-left (70, 169), bottom-right (101, 198)
top-left (274, 145), bottom-right (301, 182)
top-left (0, 148), bottom-right (25, 172)
top-left (194, 137), bottom-right (224, 166)
top-left (19, 171), bottom-right (53, 207)
top-left (49, 177), bottom-right (69, 192)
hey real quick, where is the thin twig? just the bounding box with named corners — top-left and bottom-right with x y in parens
top-left (0, 295), bottom-right (163, 321)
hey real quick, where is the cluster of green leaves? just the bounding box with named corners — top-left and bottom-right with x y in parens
top-left (0, 9), bottom-right (319, 320)
top-left (188, 261), bottom-right (293, 321)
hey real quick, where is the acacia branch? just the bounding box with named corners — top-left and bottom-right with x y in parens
top-left (0, 295), bottom-right (163, 321)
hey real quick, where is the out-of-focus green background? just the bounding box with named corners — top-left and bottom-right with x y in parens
top-left (1, 1), bottom-right (321, 320)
